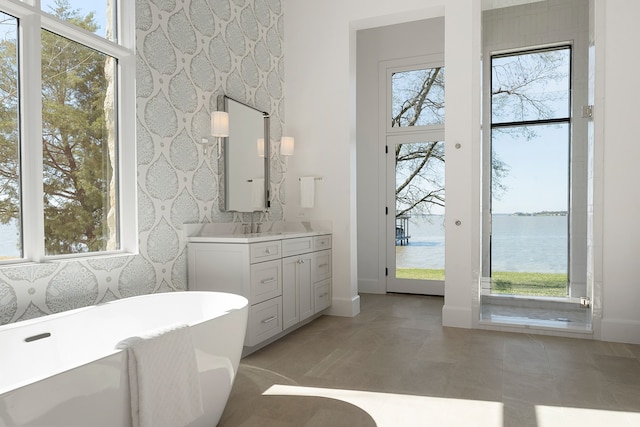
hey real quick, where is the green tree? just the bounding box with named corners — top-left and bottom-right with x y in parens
top-left (0, 14), bottom-right (19, 229)
top-left (0, 0), bottom-right (113, 255)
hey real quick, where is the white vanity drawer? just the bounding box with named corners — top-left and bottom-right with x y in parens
top-left (250, 240), bottom-right (282, 263)
top-left (313, 249), bottom-right (332, 281)
top-left (313, 235), bottom-right (332, 251)
top-left (250, 259), bottom-right (282, 304)
top-left (246, 296), bottom-right (282, 347)
top-left (314, 279), bottom-right (331, 313)
top-left (282, 237), bottom-right (313, 257)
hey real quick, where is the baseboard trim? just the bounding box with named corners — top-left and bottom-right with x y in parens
top-left (600, 318), bottom-right (640, 344)
top-left (327, 295), bottom-right (361, 317)
top-left (358, 278), bottom-right (385, 294)
top-left (442, 304), bottom-right (473, 328)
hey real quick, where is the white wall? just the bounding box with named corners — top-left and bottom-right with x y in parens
top-left (283, 0), bottom-right (448, 317)
top-left (283, 0), bottom-right (640, 343)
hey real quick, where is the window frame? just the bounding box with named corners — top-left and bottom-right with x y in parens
top-left (0, 0), bottom-right (136, 264)
top-left (487, 43), bottom-right (573, 291)
top-left (490, 44), bottom-right (573, 128)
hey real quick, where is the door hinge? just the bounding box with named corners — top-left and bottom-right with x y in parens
top-left (582, 105), bottom-right (594, 119)
top-left (385, 267), bottom-right (388, 276)
top-left (385, 206), bottom-right (388, 215)
top-left (385, 145), bottom-right (388, 154)
top-left (579, 296), bottom-right (591, 308)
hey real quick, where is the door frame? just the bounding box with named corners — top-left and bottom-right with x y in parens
top-left (379, 55), bottom-right (446, 296)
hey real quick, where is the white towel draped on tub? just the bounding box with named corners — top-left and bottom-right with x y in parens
top-left (116, 324), bottom-right (204, 427)
top-left (300, 176), bottom-right (315, 208)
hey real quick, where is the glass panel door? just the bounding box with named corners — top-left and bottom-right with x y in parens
top-left (387, 134), bottom-right (444, 295)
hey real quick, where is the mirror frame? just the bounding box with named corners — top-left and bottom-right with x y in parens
top-left (219, 95), bottom-right (270, 212)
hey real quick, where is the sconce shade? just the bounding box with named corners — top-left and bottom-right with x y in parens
top-left (257, 138), bottom-right (265, 157)
top-left (281, 136), bottom-right (295, 156)
top-left (211, 111), bottom-right (229, 137)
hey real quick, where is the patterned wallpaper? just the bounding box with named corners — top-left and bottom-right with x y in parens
top-left (0, 0), bottom-right (285, 325)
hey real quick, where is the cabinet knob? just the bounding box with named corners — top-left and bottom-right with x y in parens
top-left (265, 248), bottom-right (271, 254)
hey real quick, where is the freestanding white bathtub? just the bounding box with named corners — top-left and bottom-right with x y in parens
top-left (0, 291), bottom-right (248, 427)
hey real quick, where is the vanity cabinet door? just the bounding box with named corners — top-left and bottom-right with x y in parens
top-left (187, 242), bottom-right (250, 297)
top-left (282, 256), bottom-right (298, 330)
top-left (282, 254), bottom-right (313, 330)
top-left (298, 255), bottom-right (314, 322)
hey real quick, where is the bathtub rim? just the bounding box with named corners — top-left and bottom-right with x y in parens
top-left (0, 291), bottom-right (248, 396)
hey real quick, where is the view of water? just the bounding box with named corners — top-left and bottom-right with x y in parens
top-left (1, 214), bottom-right (568, 272)
top-left (396, 214), bottom-right (568, 273)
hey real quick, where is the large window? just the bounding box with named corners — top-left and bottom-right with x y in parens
top-left (0, 0), bottom-right (134, 262)
top-left (489, 46), bottom-right (572, 296)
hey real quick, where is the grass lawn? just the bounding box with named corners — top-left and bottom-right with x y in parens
top-left (395, 268), bottom-right (567, 297)
top-left (491, 271), bottom-right (568, 297)
top-left (396, 268), bottom-right (445, 281)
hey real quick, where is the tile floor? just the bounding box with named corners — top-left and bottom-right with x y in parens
top-left (218, 293), bottom-right (640, 427)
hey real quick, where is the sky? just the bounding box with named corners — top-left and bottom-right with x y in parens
top-left (41, 0), bottom-right (108, 38)
top-left (491, 124), bottom-right (570, 215)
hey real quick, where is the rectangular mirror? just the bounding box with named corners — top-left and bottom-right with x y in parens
top-left (220, 95), bottom-right (270, 212)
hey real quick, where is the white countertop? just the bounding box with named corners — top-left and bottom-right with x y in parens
top-left (184, 221), bottom-right (331, 243)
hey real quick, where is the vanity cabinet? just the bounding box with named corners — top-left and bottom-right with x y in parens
top-left (187, 233), bottom-right (331, 349)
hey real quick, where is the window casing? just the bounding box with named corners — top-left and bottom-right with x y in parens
top-left (0, 0), bottom-right (135, 263)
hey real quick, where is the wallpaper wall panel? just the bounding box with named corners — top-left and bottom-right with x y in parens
top-left (0, 0), bottom-right (285, 325)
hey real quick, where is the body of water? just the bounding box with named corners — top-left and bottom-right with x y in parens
top-left (396, 214), bottom-right (568, 273)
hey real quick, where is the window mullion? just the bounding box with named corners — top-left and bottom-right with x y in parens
top-left (19, 13), bottom-right (45, 262)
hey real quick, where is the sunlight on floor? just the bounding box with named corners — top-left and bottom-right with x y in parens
top-left (265, 384), bottom-right (640, 427)
top-left (536, 405), bottom-right (640, 427)
top-left (264, 384), bottom-right (503, 427)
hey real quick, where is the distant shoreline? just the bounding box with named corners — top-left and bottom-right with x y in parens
top-left (494, 211), bottom-right (568, 216)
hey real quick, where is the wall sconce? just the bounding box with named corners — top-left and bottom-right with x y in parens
top-left (257, 138), bottom-right (265, 157)
top-left (280, 136), bottom-right (294, 172)
top-left (211, 111), bottom-right (229, 158)
top-left (281, 136), bottom-right (294, 156)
